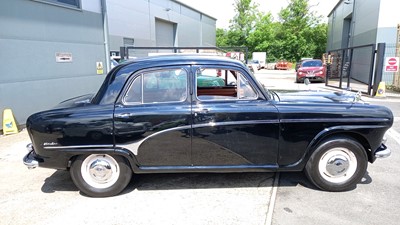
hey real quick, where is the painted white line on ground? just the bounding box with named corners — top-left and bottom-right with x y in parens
top-left (265, 172), bottom-right (280, 225)
top-left (387, 128), bottom-right (400, 145)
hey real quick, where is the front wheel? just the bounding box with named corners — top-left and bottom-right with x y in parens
top-left (305, 137), bottom-right (368, 191)
top-left (70, 154), bottom-right (132, 197)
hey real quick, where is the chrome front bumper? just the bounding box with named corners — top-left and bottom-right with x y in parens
top-left (23, 143), bottom-right (38, 169)
top-left (375, 143), bottom-right (391, 158)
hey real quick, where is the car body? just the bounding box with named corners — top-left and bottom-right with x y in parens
top-left (23, 55), bottom-right (393, 197)
top-left (296, 59), bottom-right (326, 83)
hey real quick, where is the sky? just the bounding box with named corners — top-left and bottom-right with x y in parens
top-left (178, 0), bottom-right (339, 29)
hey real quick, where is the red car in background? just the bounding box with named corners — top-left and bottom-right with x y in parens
top-left (296, 59), bottom-right (326, 83)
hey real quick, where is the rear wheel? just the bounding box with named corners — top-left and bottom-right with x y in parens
top-left (305, 137), bottom-right (368, 191)
top-left (70, 154), bottom-right (132, 197)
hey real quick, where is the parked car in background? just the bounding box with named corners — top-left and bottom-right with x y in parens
top-left (295, 58), bottom-right (313, 72)
top-left (24, 55), bottom-right (392, 197)
top-left (296, 59), bottom-right (326, 83)
top-left (248, 59), bottom-right (261, 71)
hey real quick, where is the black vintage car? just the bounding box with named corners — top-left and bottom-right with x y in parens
top-left (23, 55), bottom-right (392, 197)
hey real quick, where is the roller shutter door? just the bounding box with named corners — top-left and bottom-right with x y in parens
top-left (155, 19), bottom-right (175, 47)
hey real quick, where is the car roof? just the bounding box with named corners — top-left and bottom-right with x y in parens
top-left (301, 59), bottom-right (322, 63)
top-left (121, 54), bottom-right (244, 67)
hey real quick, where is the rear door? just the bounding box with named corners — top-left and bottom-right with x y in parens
top-left (191, 66), bottom-right (280, 167)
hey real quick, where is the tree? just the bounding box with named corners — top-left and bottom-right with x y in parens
top-left (228, 0), bottom-right (260, 47)
top-left (277, 0), bottom-right (324, 61)
top-left (216, 28), bottom-right (229, 47)
top-left (215, 0), bottom-right (329, 63)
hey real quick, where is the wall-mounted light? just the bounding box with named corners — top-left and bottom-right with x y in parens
top-left (344, 0), bottom-right (352, 4)
top-left (165, 8), bottom-right (171, 11)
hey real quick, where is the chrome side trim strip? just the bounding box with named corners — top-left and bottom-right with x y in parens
top-left (192, 119), bottom-right (279, 129)
top-left (139, 164), bottom-right (278, 171)
top-left (280, 118), bottom-right (390, 123)
top-left (44, 145), bottom-right (113, 150)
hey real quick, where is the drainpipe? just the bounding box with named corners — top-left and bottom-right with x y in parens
top-left (101, 0), bottom-right (110, 73)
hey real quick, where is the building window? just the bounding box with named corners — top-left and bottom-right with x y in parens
top-left (33, 0), bottom-right (81, 9)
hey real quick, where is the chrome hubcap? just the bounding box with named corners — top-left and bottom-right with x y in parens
top-left (89, 159), bottom-right (113, 183)
top-left (326, 155), bottom-right (350, 176)
top-left (318, 148), bottom-right (357, 184)
top-left (81, 154), bottom-right (120, 189)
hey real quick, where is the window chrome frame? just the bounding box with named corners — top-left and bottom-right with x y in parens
top-left (122, 68), bottom-right (190, 106)
top-left (195, 67), bottom-right (258, 102)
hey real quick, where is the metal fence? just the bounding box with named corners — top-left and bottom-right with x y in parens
top-left (326, 44), bottom-right (376, 94)
top-left (119, 46), bottom-right (249, 63)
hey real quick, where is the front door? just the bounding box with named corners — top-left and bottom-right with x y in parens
top-left (191, 66), bottom-right (280, 167)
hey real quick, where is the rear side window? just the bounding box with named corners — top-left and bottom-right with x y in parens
top-left (124, 69), bottom-right (188, 104)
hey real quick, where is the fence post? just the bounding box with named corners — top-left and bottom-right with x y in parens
top-left (372, 43), bottom-right (386, 96)
top-left (120, 47), bottom-right (126, 60)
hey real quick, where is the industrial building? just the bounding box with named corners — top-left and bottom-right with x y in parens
top-left (326, 0), bottom-right (400, 88)
top-left (327, 0), bottom-right (399, 50)
top-left (0, 0), bottom-right (216, 130)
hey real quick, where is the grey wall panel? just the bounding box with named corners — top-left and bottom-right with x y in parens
top-left (202, 22), bottom-right (216, 47)
top-left (0, 75), bottom-right (105, 125)
top-left (177, 17), bottom-right (201, 46)
top-left (0, 0), bottom-right (103, 44)
top-left (0, 39), bottom-right (105, 83)
top-left (0, 0), bottom-right (105, 128)
top-left (351, 0), bottom-right (379, 46)
top-left (352, 29), bottom-right (378, 46)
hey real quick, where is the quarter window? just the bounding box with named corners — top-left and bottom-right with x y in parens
top-left (124, 69), bottom-right (188, 104)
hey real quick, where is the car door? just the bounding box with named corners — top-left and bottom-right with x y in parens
top-left (191, 66), bottom-right (280, 168)
top-left (114, 66), bottom-right (192, 167)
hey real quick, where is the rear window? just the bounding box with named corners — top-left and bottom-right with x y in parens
top-left (302, 60), bottom-right (322, 67)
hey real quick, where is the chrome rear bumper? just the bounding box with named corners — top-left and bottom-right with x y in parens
top-left (375, 144), bottom-right (391, 158)
top-left (23, 143), bottom-right (38, 169)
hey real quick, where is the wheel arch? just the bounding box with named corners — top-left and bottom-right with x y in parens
top-left (65, 148), bottom-right (140, 172)
top-left (307, 129), bottom-right (372, 164)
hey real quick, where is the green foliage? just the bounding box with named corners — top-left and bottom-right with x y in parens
top-left (216, 0), bottom-right (328, 63)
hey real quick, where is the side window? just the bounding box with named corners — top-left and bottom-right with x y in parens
top-left (124, 69), bottom-right (188, 104)
top-left (196, 68), bottom-right (257, 101)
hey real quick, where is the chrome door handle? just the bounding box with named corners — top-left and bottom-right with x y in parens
top-left (194, 109), bottom-right (209, 116)
top-left (115, 113), bottom-right (134, 119)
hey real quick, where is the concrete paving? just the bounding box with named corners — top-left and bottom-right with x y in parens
top-left (0, 130), bottom-right (275, 225)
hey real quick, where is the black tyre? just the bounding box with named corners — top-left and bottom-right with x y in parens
top-left (70, 154), bottom-right (132, 197)
top-left (305, 137), bottom-right (368, 191)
